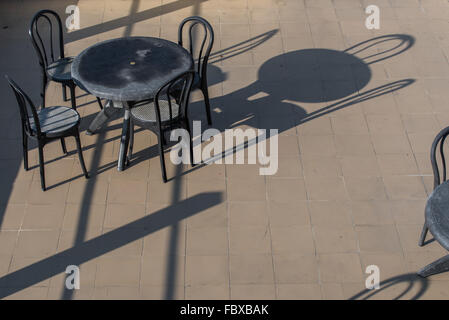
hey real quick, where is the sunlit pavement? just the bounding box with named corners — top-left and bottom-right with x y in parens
top-left (1, 0), bottom-right (449, 299)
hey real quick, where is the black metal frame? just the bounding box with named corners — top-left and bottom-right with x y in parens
top-left (127, 71), bottom-right (195, 182)
top-left (178, 16), bottom-right (214, 125)
top-left (29, 9), bottom-right (102, 110)
top-left (6, 75), bottom-right (89, 191)
top-left (418, 126), bottom-right (449, 277)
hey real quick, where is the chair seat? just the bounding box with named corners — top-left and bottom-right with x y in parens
top-left (130, 98), bottom-right (180, 123)
top-left (46, 57), bottom-right (74, 82)
top-left (30, 106), bottom-right (80, 136)
top-left (426, 180), bottom-right (449, 251)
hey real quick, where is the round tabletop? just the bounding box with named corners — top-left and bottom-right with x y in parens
top-left (426, 180), bottom-right (449, 251)
top-left (71, 37), bottom-right (193, 101)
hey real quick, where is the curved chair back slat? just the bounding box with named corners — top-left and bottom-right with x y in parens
top-left (29, 9), bottom-right (65, 70)
top-left (128, 71), bottom-right (195, 182)
top-left (153, 71), bottom-right (194, 133)
top-left (178, 16), bottom-right (214, 82)
top-left (5, 75), bottom-right (42, 138)
top-left (430, 126), bottom-right (449, 189)
top-left (343, 34), bottom-right (415, 65)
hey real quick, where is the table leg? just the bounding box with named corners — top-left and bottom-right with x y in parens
top-left (117, 108), bottom-right (131, 171)
top-left (87, 100), bottom-right (120, 135)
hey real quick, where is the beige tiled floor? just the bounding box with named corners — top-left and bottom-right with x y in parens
top-left (1, 0), bottom-right (449, 299)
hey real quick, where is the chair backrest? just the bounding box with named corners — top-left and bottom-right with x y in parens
top-left (29, 9), bottom-right (65, 71)
top-left (343, 34), bottom-right (414, 65)
top-left (5, 75), bottom-right (42, 137)
top-left (430, 126), bottom-right (449, 189)
top-left (153, 71), bottom-right (194, 131)
top-left (178, 16), bottom-right (214, 82)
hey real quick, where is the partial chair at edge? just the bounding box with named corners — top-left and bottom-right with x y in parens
top-left (418, 125), bottom-right (449, 277)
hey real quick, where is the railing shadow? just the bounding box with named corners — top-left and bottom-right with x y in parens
top-left (65, 0), bottom-right (209, 44)
top-left (0, 192), bottom-right (223, 299)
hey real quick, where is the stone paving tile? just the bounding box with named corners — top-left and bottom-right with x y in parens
top-left (186, 255), bottom-right (229, 286)
top-left (273, 254), bottom-right (319, 284)
top-left (1, 0), bottom-right (449, 300)
top-left (187, 227), bottom-right (228, 255)
top-left (231, 284), bottom-right (276, 300)
top-left (314, 226), bottom-right (358, 254)
top-left (318, 253), bottom-right (364, 283)
top-left (277, 283), bottom-right (322, 300)
top-left (356, 225), bottom-right (403, 254)
top-left (309, 201), bottom-right (352, 226)
top-left (0, 204), bottom-right (26, 231)
top-left (95, 257), bottom-right (141, 287)
top-left (185, 284), bottom-right (230, 300)
top-left (14, 230), bottom-right (59, 258)
top-left (268, 201), bottom-right (310, 226)
top-left (350, 200), bottom-right (394, 225)
top-left (21, 204), bottom-right (65, 230)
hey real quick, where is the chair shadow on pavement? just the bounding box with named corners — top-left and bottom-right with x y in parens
top-left (349, 273), bottom-right (429, 300)
top-left (180, 34), bottom-right (416, 171)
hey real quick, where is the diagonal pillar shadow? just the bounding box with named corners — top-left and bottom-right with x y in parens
top-left (162, 0), bottom-right (202, 300)
top-left (61, 0), bottom-right (142, 301)
top-left (66, 0), bottom-right (209, 43)
top-left (0, 192), bottom-right (222, 299)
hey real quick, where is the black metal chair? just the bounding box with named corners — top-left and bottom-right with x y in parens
top-left (29, 9), bottom-right (103, 110)
top-left (6, 75), bottom-right (89, 191)
top-left (418, 126), bottom-right (449, 277)
top-left (127, 71), bottom-right (194, 182)
top-left (178, 16), bottom-right (214, 125)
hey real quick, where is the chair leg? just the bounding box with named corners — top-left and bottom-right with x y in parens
top-left (38, 142), bottom-right (46, 191)
top-left (74, 133), bottom-right (89, 179)
top-left (185, 119), bottom-right (195, 166)
top-left (118, 110), bottom-right (131, 171)
top-left (60, 138), bottom-right (67, 154)
top-left (87, 100), bottom-right (117, 135)
top-left (127, 122), bottom-right (134, 167)
top-left (157, 134), bottom-right (167, 183)
top-left (201, 85), bottom-right (212, 125)
top-left (62, 84), bottom-right (67, 101)
top-left (418, 254), bottom-right (449, 278)
top-left (41, 75), bottom-right (47, 108)
top-left (22, 132), bottom-right (28, 171)
top-left (96, 97), bottom-right (103, 110)
top-left (69, 84), bottom-right (77, 110)
top-left (419, 223), bottom-right (429, 247)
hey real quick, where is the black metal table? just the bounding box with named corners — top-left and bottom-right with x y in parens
top-left (71, 36), bottom-right (193, 171)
